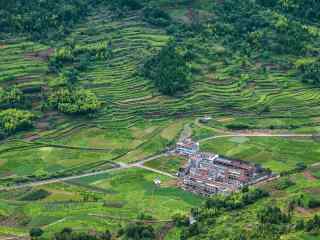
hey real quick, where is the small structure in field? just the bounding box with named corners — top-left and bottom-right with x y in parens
top-left (199, 116), bottom-right (212, 124)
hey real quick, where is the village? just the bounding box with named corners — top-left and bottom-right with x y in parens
top-left (175, 138), bottom-right (274, 196)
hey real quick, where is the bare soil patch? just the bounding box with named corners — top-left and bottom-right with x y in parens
top-left (157, 222), bottom-right (175, 240)
top-left (304, 171), bottom-right (317, 181)
top-left (25, 48), bottom-right (54, 61)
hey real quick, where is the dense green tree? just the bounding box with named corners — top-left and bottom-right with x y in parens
top-left (48, 88), bottom-right (102, 115)
top-left (257, 206), bottom-right (290, 225)
top-left (295, 58), bottom-right (320, 85)
top-left (29, 228), bottom-right (44, 239)
top-left (142, 42), bottom-right (191, 96)
top-left (0, 108), bottom-right (35, 133)
top-left (143, 6), bottom-right (172, 27)
top-left (0, 86), bottom-right (25, 109)
top-left (120, 223), bottom-right (155, 240)
top-left (0, 0), bottom-right (114, 39)
top-left (306, 215), bottom-right (320, 232)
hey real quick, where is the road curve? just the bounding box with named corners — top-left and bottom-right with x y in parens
top-left (0, 133), bottom-right (315, 191)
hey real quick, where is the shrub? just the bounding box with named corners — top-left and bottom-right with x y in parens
top-left (257, 206), bottom-right (290, 225)
top-left (120, 223), bottom-right (155, 240)
top-left (226, 123), bottom-right (250, 130)
top-left (29, 228), bottom-right (44, 239)
top-left (308, 198), bottom-right (320, 209)
top-left (21, 189), bottom-right (51, 201)
top-left (306, 215), bottom-right (320, 232)
top-left (275, 178), bottom-right (295, 190)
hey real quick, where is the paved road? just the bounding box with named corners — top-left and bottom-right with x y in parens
top-left (0, 154), bottom-right (167, 191)
top-left (0, 132), bottom-right (315, 191)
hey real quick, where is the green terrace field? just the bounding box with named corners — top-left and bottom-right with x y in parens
top-left (2, 3), bottom-right (320, 131)
top-left (0, 120), bottom-right (186, 183)
top-left (1, 3), bottom-right (320, 184)
top-left (0, 168), bottom-right (202, 237)
top-left (144, 156), bottom-right (187, 175)
top-left (1, 0), bottom-right (320, 238)
top-left (200, 136), bottom-right (320, 173)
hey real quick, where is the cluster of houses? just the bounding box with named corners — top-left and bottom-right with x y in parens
top-left (176, 139), bottom-right (272, 196)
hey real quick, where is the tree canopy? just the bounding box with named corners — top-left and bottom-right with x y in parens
top-left (142, 42), bottom-right (191, 96)
top-left (0, 86), bottom-right (25, 109)
top-left (0, 108), bottom-right (35, 133)
top-left (48, 88), bottom-right (102, 115)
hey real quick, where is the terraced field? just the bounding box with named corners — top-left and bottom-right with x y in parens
top-left (1, 1), bottom-right (320, 238)
top-left (1, 6), bottom-right (320, 181)
top-left (0, 168), bottom-right (202, 236)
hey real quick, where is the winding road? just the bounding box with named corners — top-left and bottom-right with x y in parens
top-left (0, 154), bottom-right (169, 191)
top-left (0, 132), bottom-right (315, 191)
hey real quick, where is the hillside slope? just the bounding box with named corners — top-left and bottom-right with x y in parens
top-left (0, 0), bottom-right (320, 239)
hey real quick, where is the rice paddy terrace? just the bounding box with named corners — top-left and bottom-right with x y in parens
top-left (1, 3), bottom-right (320, 183)
top-left (1, 1), bottom-right (320, 238)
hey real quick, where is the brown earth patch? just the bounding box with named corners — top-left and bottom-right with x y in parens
top-left (216, 117), bottom-right (234, 123)
top-left (0, 212), bottom-right (30, 227)
top-left (304, 171), bottom-right (317, 181)
top-left (0, 75), bottom-right (38, 87)
top-left (162, 179), bottom-right (178, 188)
top-left (157, 222), bottom-right (175, 240)
top-left (25, 48), bottom-right (54, 61)
top-left (23, 133), bottom-right (40, 141)
top-left (295, 206), bottom-right (320, 216)
top-left (0, 235), bottom-right (29, 240)
top-left (295, 206), bottom-right (311, 216)
top-left (304, 187), bottom-right (320, 195)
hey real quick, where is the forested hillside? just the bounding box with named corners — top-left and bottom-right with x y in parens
top-left (0, 0), bottom-right (320, 239)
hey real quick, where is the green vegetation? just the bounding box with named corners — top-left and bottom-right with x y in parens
top-left (29, 228), bottom-right (44, 239)
top-left (201, 136), bottom-right (320, 173)
top-left (48, 88), bottom-right (102, 115)
top-left (0, 168), bottom-right (201, 237)
top-left (0, 86), bottom-right (25, 109)
top-left (145, 156), bottom-right (186, 175)
top-left (1, 0), bottom-right (320, 239)
top-left (0, 0), bottom-right (100, 40)
top-left (0, 108), bottom-right (35, 134)
top-left (142, 41), bottom-right (191, 96)
top-left (295, 58), bottom-right (320, 85)
top-left (21, 189), bottom-right (51, 201)
top-left (119, 223), bottom-right (155, 240)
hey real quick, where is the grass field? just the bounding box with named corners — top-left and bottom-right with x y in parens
top-left (144, 156), bottom-right (187, 175)
top-left (0, 168), bottom-right (202, 237)
top-left (201, 136), bottom-right (320, 173)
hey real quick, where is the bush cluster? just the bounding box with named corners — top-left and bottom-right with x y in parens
top-left (48, 88), bottom-right (102, 115)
